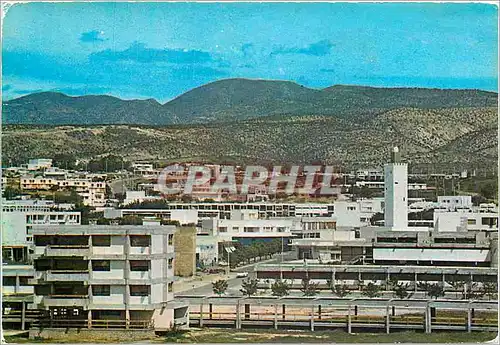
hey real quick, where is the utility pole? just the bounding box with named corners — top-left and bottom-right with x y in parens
top-left (280, 237), bottom-right (284, 280)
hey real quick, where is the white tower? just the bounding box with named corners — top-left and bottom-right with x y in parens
top-left (384, 146), bottom-right (408, 230)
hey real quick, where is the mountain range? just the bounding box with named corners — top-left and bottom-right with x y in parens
top-left (2, 78), bottom-right (498, 169)
top-left (3, 78), bottom-right (497, 125)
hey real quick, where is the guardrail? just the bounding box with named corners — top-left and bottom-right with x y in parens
top-left (189, 311), bottom-right (498, 332)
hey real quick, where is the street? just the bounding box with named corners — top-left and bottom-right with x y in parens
top-left (175, 251), bottom-right (295, 297)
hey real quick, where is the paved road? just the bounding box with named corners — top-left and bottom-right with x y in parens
top-left (109, 176), bottom-right (143, 195)
top-left (175, 252), bottom-right (296, 297)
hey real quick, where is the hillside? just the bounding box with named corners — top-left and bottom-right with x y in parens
top-left (2, 106), bottom-right (497, 170)
top-left (3, 78), bottom-right (498, 125)
top-left (2, 92), bottom-right (168, 125)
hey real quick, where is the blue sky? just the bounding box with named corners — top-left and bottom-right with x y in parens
top-left (2, 2), bottom-right (498, 102)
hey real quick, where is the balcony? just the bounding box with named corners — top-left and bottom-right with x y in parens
top-left (45, 245), bottom-right (90, 257)
top-left (44, 270), bottom-right (90, 282)
top-left (41, 295), bottom-right (89, 307)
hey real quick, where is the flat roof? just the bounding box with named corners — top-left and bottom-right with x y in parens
top-left (255, 263), bottom-right (497, 275)
top-left (31, 224), bottom-right (176, 235)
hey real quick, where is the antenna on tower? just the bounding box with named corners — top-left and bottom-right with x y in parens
top-left (391, 146), bottom-right (401, 163)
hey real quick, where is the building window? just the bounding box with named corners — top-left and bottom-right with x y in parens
top-left (2, 277), bottom-right (16, 286)
top-left (168, 234), bottom-right (174, 246)
top-left (130, 260), bottom-right (149, 271)
top-left (92, 260), bottom-right (110, 271)
top-left (219, 227), bottom-right (227, 233)
top-left (92, 235), bottom-right (111, 247)
top-left (168, 282), bottom-right (174, 292)
top-left (168, 258), bottom-right (174, 269)
top-left (467, 219), bottom-right (476, 225)
top-left (93, 285), bottom-right (110, 296)
top-left (130, 285), bottom-right (150, 296)
top-left (130, 235), bottom-right (150, 247)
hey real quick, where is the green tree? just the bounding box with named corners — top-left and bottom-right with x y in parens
top-left (212, 279), bottom-right (228, 296)
top-left (362, 282), bottom-right (381, 298)
top-left (300, 278), bottom-right (319, 296)
top-left (482, 282), bottom-right (498, 300)
top-left (118, 215), bottom-right (143, 225)
top-left (240, 277), bottom-right (259, 297)
top-left (73, 202), bottom-right (93, 225)
top-left (54, 190), bottom-right (83, 204)
top-left (52, 153), bottom-right (76, 170)
top-left (332, 283), bottom-right (351, 298)
top-left (447, 279), bottom-right (466, 299)
top-left (271, 280), bottom-right (290, 297)
top-left (480, 181), bottom-right (497, 200)
top-left (393, 282), bottom-right (412, 299)
top-left (418, 282), bottom-right (444, 299)
top-left (3, 186), bottom-right (21, 200)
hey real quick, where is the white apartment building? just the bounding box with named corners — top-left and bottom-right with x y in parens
top-left (123, 191), bottom-right (161, 206)
top-left (20, 176), bottom-right (106, 207)
top-left (27, 159), bottom-right (53, 171)
top-left (437, 195), bottom-right (473, 211)
top-left (2, 200), bottom-right (81, 262)
top-left (29, 225), bottom-right (188, 331)
top-left (203, 210), bottom-right (301, 243)
top-left (433, 210), bottom-right (498, 232)
top-left (131, 163), bottom-right (159, 177)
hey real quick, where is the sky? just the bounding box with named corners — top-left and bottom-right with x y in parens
top-left (2, 2), bottom-right (498, 102)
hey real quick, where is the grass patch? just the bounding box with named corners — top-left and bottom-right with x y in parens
top-left (157, 328), bottom-right (498, 343)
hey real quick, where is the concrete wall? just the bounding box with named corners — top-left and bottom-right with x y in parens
top-left (92, 261), bottom-right (125, 280)
top-left (333, 202), bottom-right (361, 228)
top-left (373, 248), bottom-right (490, 262)
top-left (92, 285), bottom-right (125, 305)
top-left (170, 209), bottom-right (199, 224)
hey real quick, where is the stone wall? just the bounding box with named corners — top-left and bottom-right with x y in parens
top-left (174, 226), bottom-right (197, 277)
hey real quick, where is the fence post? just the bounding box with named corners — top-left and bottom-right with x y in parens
top-left (21, 301), bottom-right (26, 331)
top-left (385, 305), bottom-right (390, 334)
top-left (310, 305), bottom-right (315, 331)
top-left (199, 303), bottom-right (204, 327)
top-left (236, 300), bottom-right (241, 329)
top-left (467, 307), bottom-right (472, 333)
top-left (274, 304), bottom-right (278, 330)
top-left (87, 310), bottom-right (92, 329)
top-left (425, 304), bottom-right (431, 333)
top-left (347, 305), bottom-right (352, 334)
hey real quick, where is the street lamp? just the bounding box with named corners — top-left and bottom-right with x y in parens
top-left (224, 245), bottom-right (236, 277)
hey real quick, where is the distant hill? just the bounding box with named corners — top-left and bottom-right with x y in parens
top-left (3, 106), bottom-right (497, 169)
top-left (3, 78), bottom-right (498, 125)
top-left (2, 92), bottom-right (168, 125)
